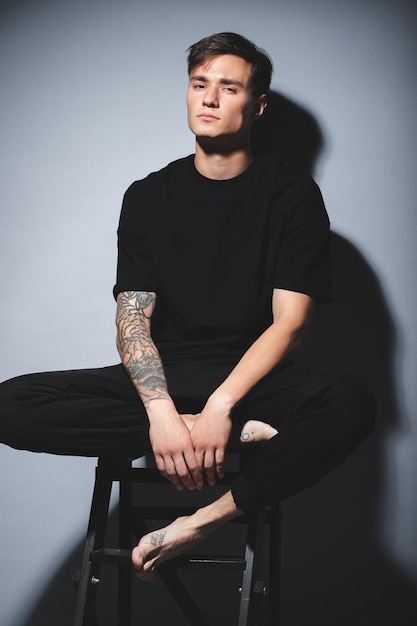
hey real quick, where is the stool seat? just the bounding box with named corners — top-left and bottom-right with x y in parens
top-left (72, 453), bottom-right (282, 626)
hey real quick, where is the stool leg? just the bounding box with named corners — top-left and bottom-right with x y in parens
top-left (269, 503), bottom-right (282, 625)
top-left (157, 566), bottom-right (212, 626)
top-left (238, 509), bottom-right (266, 626)
top-left (73, 459), bottom-right (113, 626)
top-left (118, 460), bottom-right (133, 626)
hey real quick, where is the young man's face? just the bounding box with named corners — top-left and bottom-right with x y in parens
top-left (187, 54), bottom-right (266, 148)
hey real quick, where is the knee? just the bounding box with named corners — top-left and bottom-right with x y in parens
top-left (0, 377), bottom-right (16, 443)
top-left (0, 375), bottom-right (36, 449)
top-left (325, 371), bottom-right (377, 443)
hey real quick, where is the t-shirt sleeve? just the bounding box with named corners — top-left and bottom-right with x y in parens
top-left (113, 183), bottom-right (159, 300)
top-left (273, 177), bottom-right (332, 303)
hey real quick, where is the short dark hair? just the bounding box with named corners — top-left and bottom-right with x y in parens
top-left (187, 32), bottom-right (273, 97)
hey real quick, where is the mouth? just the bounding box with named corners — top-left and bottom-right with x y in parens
top-left (197, 114), bottom-right (220, 121)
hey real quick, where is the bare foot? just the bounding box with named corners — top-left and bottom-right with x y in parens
top-left (132, 516), bottom-right (204, 582)
top-left (132, 491), bottom-right (241, 582)
top-left (239, 419), bottom-right (278, 443)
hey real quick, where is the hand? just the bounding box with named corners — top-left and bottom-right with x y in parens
top-left (189, 399), bottom-right (232, 486)
top-left (148, 405), bottom-right (204, 491)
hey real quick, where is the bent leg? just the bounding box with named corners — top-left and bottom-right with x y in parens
top-left (230, 368), bottom-right (376, 513)
top-left (0, 364), bottom-right (151, 457)
top-left (131, 368), bottom-right (376, 577)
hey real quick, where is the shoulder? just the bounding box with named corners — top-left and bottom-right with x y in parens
top-left (254, 153), bottom-right (319, 191)
top-left (118, 155), bottom-right (195, 228)
top-left (254, 154), bottom-right (327, 218)
top-left (125, 155), bottom-right (194, 197)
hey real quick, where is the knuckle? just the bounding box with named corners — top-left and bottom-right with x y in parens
top-left (187, 459), bottom-right (199, 473)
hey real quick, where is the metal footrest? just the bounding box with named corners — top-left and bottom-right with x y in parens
top-left (90, 548), bottom-right (246, 571)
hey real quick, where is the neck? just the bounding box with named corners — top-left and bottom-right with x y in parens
top-left (194, 140), bottom-right (253, 180)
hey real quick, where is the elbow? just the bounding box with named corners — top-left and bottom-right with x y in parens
top-left (286, 316), bottom-right (312, 356)
top-left (291, 326), bottom-right (308, 354)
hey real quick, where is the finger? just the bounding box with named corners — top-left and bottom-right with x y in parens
top-left (204, 450), bottom-right (216, 486)
top-left (172, 453), bottom-right (198, 491)
top-left (195, 448), bottom-right (205, 471)
top-left (159, 455), bottom-right (184, 491)
top-left (186, 455), bottom-right (204, 490)
top-left (215, 448), bottom-right (225, 479)
top-left (181, 448), bottom-right (205, 490)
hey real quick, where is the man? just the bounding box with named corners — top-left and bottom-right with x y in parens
top-left (0, 33), bottom-right (375, 582)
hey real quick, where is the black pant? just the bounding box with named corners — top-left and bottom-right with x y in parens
top-left (0, 361), bottom-right (376, 513)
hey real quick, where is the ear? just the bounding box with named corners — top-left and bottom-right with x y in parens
top-left (253, 93), bottom-right (268, 120)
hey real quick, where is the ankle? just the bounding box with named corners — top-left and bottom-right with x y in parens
top-left (192, 491), bottom-right (242, 534)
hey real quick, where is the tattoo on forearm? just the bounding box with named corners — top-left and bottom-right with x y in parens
top-left (151, 531), bottom-right (166, 547)
top-left (132, 291), bottom-right (153, 317)
top-left (116, 291), bottom-right (169, 406)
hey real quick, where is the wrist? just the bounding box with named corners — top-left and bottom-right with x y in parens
top-left (146, 398), bottom-right (178, 421)
top-left (206, 389), bottom-right (237, 415)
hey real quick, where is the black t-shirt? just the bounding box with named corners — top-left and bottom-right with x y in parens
top-left (114, 154), bottom-right (331, 363)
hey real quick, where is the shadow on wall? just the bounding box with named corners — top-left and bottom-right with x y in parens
top-left (252, 91), bottom-right (417, 625)
top-left (20, 92), bottom-right (417, 626)
top-left (250, 90), bottom-right (324, 173)
top-left (281, 233), bottom-right (415, 626)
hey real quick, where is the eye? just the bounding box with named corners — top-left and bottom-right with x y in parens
top-left (224, 87), bottom-right (237, 93)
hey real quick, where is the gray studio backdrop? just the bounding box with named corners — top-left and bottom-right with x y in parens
top-left (1, 1), bottom-right (416, 625)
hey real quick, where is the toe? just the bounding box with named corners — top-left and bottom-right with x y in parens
top-left (131, 546), bottom-right (144, 569)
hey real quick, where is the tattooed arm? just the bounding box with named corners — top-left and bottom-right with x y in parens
top-left (116, 291), bottom-right (203, 491)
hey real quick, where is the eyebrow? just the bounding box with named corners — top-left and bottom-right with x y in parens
top-left (190, 75), bottom-right (245, 89)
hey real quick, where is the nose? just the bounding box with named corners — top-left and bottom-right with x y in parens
top-left (202, 86), bottom-right (219, 107)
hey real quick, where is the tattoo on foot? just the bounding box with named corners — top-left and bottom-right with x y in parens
top-left (151, 531), bottom-right (166, 547)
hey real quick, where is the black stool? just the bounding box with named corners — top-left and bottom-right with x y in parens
top-left (73, 452), bottom-right (282, 626)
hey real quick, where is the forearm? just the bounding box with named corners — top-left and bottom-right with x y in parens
top-left (208, 291), bottom-right (314, 412)
top-left (116, 291), bottom-right (175, 414)
top-left (116, 290), bottom-right (202, 490)
top-left (210, 320), bottom-right (303, 410)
